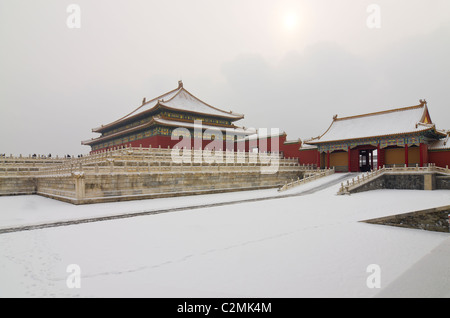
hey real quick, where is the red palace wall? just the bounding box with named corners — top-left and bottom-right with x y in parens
top-left (92, 135), bottom-right (232, 153)
top-left (428, 150), bottom-right (450, 168)
top-left (90, 134), bottom-right (310, 163)
top-left (242, 135), bottom-right (305, 163)
top-left (92, 134), bottom-right (450, 171)
top-left (298, 149), bottom-right (319, 166)
top-left (242, 135), bottom-right (287, 153)
top-left (282, 142), bottom-right (302, 160)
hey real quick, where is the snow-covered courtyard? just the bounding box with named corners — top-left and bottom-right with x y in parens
top-left (0, 174), bottom-right (449, 298)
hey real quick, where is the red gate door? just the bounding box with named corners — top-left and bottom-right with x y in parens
top-left (349, 148), bottom-right (360, 172)
top-left (377, 148), bottom-right (385, 168)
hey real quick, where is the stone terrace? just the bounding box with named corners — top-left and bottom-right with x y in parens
top-left (0, 146), bottom-right (306, 204)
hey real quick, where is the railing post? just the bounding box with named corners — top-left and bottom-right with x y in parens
top-left (73, 172), bottom-right (85, 202)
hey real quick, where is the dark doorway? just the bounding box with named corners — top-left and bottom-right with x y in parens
top-left (359, 149), bottom-right (374, 172)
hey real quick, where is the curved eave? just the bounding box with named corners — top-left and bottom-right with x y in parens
top-left (92, 104), bottom-right (159, 134)
top-left (306, 127), bottom-right (434, 145)
top-left (92, 103), bottom-right (243, 134)
top-left (152, 119), bottom-right (237, 133)
top-left (315, 118), bottom-right (336, 141)
top-left (92, 87), bottom-right (181, 133)
top-left (157, 115), bottom-right (239, 129)
top-left (423, 128), bottom-right (448, 139)
top-left (169, 87), bottom-right (245, 120)
top-left (83, 121), bottom-right (154, 146)
top-left (92, 87), bottom-right (244, 133)
top-left (83, 118), bottom-right (244, 146)
top-left (429, 131), bottom-right (450, 150)
top-left (158, 104), bottom-right (244, 121)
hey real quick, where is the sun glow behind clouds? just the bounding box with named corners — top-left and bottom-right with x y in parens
top-left (271, 5), bottom-right (306, 57)
top-left (283, 11), bottom-right (298, 31)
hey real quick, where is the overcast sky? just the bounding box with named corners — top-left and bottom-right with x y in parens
top-left (1, 0), bottom-right (449, 156)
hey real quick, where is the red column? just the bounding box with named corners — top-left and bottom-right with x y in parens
top-left (423, 144), bottom-right (428, 166)
top-left (317, 151), bottom-right (321, 169)
top-left (348, 147), bottom-right (351, 172)
top-left (370, 150), bottom-right (374, 170)
top-left (377, 144), bottom-right (381, 169)
top-left (419, 143), bottom-right (424, 167)
top-left (327, 151), bottom-right (330, 169)
top-left (405, 144), bottom-right (409, 167)
top-left (365, 152), bottom-right (370, 170)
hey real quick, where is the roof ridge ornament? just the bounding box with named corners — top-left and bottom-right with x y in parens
top-left (178, 80), bottom-right (183, 89)
top-left (419, 99), bottom-right (427, 106)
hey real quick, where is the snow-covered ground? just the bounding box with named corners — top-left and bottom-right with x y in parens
top-left (0, 173), bottom-right (349, 230)
top-left (0, 174), bottom-right (449, 298)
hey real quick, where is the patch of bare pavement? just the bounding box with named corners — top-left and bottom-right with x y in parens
top-left (362, 205), bottom-right (450, 233)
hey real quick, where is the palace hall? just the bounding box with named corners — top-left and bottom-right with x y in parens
top-left (303, 100), bottom-right (449, 172)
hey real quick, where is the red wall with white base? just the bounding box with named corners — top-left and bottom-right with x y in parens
top-left (428, 150), bottom-right (450, 168)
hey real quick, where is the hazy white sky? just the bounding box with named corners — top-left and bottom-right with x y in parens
top-left (1, 0), bottom-right (450, 155)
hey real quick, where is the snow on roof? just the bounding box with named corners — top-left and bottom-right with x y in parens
top-left (159, 89), bottom-right (243, 120)
top-left (429, 133), bottom-right (450, 150)
top-left (238, 129), bottom-right (285, 142)
top-left (299, 143), bottom-right (318, 150)
top-left (283, 138), bottom-right (301, 145)
top-left (309, 102), bottom-right (434, 144)
top-left (93, 82), bottom-right (243, 133)
top-left (122, 89), bottom-right (180, 120)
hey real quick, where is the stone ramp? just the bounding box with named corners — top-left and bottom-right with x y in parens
top-left (278, 168), bottom-right (335, 192)
top-left (375, 236), bottom-right (450, 298)
top-left (291, 173), bottom-right (353, 195)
